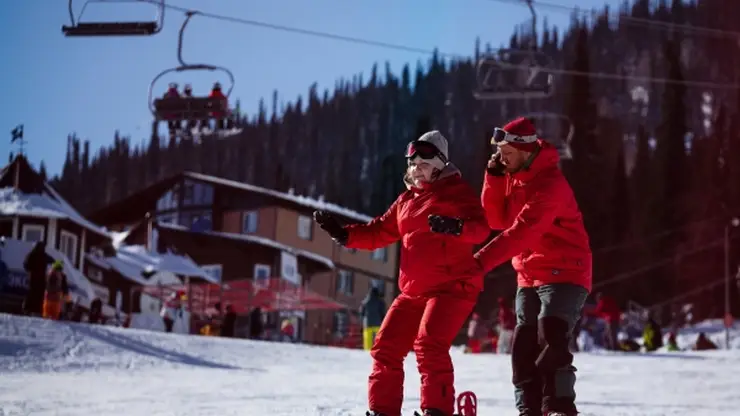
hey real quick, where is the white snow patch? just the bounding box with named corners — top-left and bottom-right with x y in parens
top-left (0, 187), bottom-right (109, 237)
top-left (87, 244), bottom-right (217, 285)
top-left (1, 314), bottom-right (740, 415)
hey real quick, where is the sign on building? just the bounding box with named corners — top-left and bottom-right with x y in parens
top-left (280, 251), bottom-right (300, 285)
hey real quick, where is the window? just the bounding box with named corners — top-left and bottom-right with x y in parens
top-left (202, 264), bottom-right (223, 283)
top-left (87, 267), bottom-right (104, 283)
top-left (194, 182), bottom-right (214, 205)
top-left (336, 270), bottom-right (354, 295)
top-left (371, 247), bottom-right (387, 262)
top-left (297, 215), bottom-right (313, 240)
top-left (370, 278), bottom-right (386, 296)
top-left (190, 211), bottom-right (213, 232)
top-left (156, 213), bottom-right (176, 224)
top-left (243, 211), bottom-right (258, 233)
top-left (254, 264), bottom-right (271, 286)
top-left (183, 181), bottom-right (195, 206)
top-left (59, 230), bottom-right (78, 265)
top-left (21, 224), bottom-right (44, 243)
top-left (156, 183), bottom-right (181, 211)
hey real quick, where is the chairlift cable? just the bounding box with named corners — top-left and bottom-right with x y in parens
top-left (137, 0), bottom-right (740, 90)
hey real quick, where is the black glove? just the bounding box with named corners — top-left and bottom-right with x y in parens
top-left (487, 151), bottom-right (506, 176)
top-left (313, 210), bottom-right (349, 245)
top-left (428, 214), bottom-right (464, 236)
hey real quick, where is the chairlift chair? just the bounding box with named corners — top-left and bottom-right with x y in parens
top-left (62, 0), bottom-right (165, 37)
top-left (148, 11), bottom-right (239, 137)
top-left (474, 49), bottom-right (554, 100)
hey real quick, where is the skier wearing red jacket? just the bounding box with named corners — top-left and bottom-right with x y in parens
top-left (314, 130), bottom-right (490, 416)
top-left (473, 117), bottom-right (592, 416)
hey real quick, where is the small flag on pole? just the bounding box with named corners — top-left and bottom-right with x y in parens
top-left (10, 124), bottom-right (23, 143)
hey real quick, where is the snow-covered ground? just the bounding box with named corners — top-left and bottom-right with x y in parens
top-left (1, 314), bottom-right (739, 416)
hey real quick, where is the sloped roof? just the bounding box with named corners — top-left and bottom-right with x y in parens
top-left (88, 171), bottom-right (373, 225)
top-left (0, 155), bottom-right (110, 237)
top-left (183, 172), bottom-right (373, 223)
top-left (87, 244), bottom-right (218, 285)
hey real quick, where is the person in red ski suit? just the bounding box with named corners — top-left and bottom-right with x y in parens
top-left (314, 130), bottom-right (490, 416)
top-left (209, 82), bottom-right (228, 130)
top-left (473, 117), bottom-right (592, 416)
top-left (588, 292), bottom-right (621, 350)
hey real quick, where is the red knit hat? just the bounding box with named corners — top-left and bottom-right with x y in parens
top-left (494, 117), bottom-right (539, 152)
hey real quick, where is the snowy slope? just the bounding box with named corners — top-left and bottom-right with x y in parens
top-left (1, 314), bottom-right (739, 416)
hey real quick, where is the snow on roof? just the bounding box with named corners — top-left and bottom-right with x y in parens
top-left (184, 172), bottom-right (374, 223)
top-left (158, 222), bottom-right (335, 269)
top-left (88, 244), bottom-right (218, 285)
top-left (0, 187), bottom-right (110, 237)
top-left (111, 230), bottom-right (130, 249)
top-left (0, 238), bottom-right (96, 307)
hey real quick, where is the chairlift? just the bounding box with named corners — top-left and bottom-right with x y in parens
top-left (148, 11), bottom-right (240, 138)
top-left (473, 0), bottom-right (554, 100)
top-left (522, 112), bottom-right (574, 160)
top-left (474, 50), bottom-right (554, 100)
top-left (62, 0), bottom-right (165, 37)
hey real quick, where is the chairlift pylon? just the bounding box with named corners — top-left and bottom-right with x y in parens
top-left (62, 0), bottom-right (165, 37)
top-left (521, 112), bottom-right (574, 160)
top-left (473, 0), bottom-right (554, 100)
top-left (148, 11), bottom-right (240, 139)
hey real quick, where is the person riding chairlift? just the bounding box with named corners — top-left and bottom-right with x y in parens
top-left (209, 82), bottom-right (228, 130)
top-left (163, 82), bottom-right (181, 137)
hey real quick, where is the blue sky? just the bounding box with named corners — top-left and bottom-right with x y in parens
top-left (0, 0), bottom-right (625, 176)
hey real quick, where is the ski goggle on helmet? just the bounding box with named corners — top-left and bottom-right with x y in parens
top-left (405, 140), bottom-right (446, 162)
top-left (491, 127), bottom-right (537, 146)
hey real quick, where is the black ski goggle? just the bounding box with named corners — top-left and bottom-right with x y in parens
top-left (405, 140), bottom-right (441, 160)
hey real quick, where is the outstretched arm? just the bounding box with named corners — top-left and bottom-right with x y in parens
top-left (475, 177), bottom-right (566, 271)
top-left (345, 197), bottom-right (402, 250)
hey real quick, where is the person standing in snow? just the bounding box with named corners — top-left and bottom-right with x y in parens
top-left (473, 117), bottom-right (592, 416)
top-left (359, 286), bottom-right (386, 351)
top-left (588, 292), bottom-right (622, 350)
top-left (314, 130), bottom-right (491, 416)
top-left (496, 297), bottom-right (516, 354)
top-left (43, 261), bottom-right (69, 320)
top-left (22, 241), bottom-right (54, 317)
top-left (160, 290), bottom-right (185, 333)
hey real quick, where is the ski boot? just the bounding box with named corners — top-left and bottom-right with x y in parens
top-left (365, 412), bottom-right (387, 416)
top-left (412, 391), bottom-right (477, 416)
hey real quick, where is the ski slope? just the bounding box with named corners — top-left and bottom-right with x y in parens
top-left (1, 314), bottom-right (739, 416)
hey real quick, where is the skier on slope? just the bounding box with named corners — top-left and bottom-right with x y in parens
top-left (473, 117), bottom-right (592, 416)
top-left (314, 131), bottom-right (490, 416)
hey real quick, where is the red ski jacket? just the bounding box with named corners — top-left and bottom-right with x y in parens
top-left (590, 296), bottom-right (621, 324)
top-left (474, 141), bottom-right (592, 291)
top-left (345, 164), bottom-right (490, 297)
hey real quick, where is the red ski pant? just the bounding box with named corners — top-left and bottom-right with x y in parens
top-left (368, 288), bottom-right (476, 416)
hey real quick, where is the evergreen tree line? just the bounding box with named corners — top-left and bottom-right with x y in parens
top-left (30, 0), bottom-right (740, 316)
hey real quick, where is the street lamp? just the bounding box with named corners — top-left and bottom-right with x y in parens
top-left (724, 217), bottom-right (739, 349)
